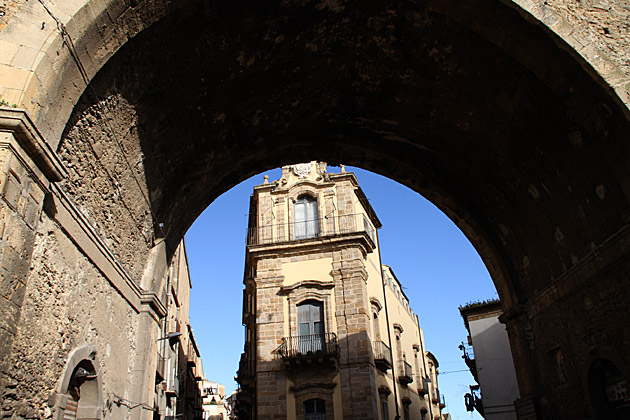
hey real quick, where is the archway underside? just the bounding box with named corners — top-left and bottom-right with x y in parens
top-left (53, 1), bottom-right (630, 418)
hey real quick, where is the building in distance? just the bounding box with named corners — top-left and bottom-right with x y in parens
top-left (235, 161), bottom-right (448, 420)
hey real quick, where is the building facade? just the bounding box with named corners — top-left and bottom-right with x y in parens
top-left (154, 241), bottom-right (204, 420)
top-left (200, 380), bottom-right (230, 419)
top-left (459, 300), bottom-right (520, 420)
top-left (235, 162), bottom-right (446, 420)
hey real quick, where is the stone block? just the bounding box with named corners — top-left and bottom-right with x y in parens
top-left (10, 45), bottom-right (39, 71)
top-left (0, 269), bottom-right (21, 300)
top-left (0, 296), bottom-right (19, 334)
top-left (0, 40), bottom-right (19, 66)
top-left (1, 244), bottom-right (28, 277)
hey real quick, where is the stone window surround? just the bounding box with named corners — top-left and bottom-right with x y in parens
top-left (287, 186), bottom-right (323, 233)
top-left (370, 297), bottom-right (383, 341)
top-left (291, 382), bottom-right (337, 420)
top-left (370, 297), bottom-right (383, 314)
top-left (281, 280), bottom-right (336, 338)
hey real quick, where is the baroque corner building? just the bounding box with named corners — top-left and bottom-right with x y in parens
top-left (236, 162), bottom-right (447, 420)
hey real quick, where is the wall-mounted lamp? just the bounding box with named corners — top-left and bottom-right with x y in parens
top-left (158, 332), bottom-right (182, 343)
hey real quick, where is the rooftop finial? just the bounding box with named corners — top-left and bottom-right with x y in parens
top-left (263, 175), bottom-right (269, 184)
top-left (340, 164), bottom-right (346, 173)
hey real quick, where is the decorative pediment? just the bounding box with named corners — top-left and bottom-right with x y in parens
top-left (378, 385), bottom-right (392, 396)
top-left (370, 297), bottom-right (383, 312)
top-left (279, 280), bottom-right (335, 295)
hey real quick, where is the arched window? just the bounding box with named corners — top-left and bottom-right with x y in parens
top-left (297, 300), bottom-right (325, 353)
top-left (294, 195), bottom-right (319, 239)
top-left (304, 398), bottom-right (326, 420)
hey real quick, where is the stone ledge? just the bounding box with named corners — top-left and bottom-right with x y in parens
top-left (46, 183), bottom-right (163, 318)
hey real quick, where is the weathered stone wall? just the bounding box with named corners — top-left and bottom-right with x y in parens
top-left (1, 212), bottom-right (146, 419)
top-left (545, 0), bottom-right (630, 75)
top-left (253, 256), bottom-right (287, 420)
top-left (331, 246), bottom-right (379, 420)
top-left (0, 131), bottom-right (45, 375)
top-left (0, 0), bottom-right (28, 32)
top-left (0, 0), bottom-right (628, 144)
top-left (58, 91), bottom-right (154, 283)
top-left (510, 0), bottom-right (630, 104)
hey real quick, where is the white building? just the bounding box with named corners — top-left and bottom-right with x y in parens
top-left (201, 380), bottom-right (229, 420)
top-left (459, 300), bottom-right (520, 420)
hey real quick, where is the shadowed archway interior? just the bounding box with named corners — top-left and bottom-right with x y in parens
top-left (54, 1), bottom-right (630, 418)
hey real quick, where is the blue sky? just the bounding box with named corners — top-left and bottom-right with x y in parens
top-left (186, 165), bottom-right (495, 420)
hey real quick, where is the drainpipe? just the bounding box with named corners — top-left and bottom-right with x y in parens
top-left (376, 231), bottom-right (400, 420)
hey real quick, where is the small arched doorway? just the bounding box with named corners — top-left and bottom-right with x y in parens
top-left (588, 358), bottom-right (630, 420)
top-left (55, 346), bottom-right (103, 420)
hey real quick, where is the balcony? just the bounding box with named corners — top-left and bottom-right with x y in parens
top-left (187, 341), bottom-right (197, 368)
top-left (247, 213), bottom-right (376, 247)
top-left (236, 353), bottom-right (255, 386)
top-left (373, 341), bottom-right (392, 371)
top-left (417, 376), bottom-right (429, 395)
top-left (432, 389), bottom-right (440, 404)
top-left (459, 343), bottom-right (477, 382)
top-left (279, 333), bottom-right (339, 366)
top-left (164, 373), bottom-right (179, 397)
top-left (398, 361), bottom-right (413, 385)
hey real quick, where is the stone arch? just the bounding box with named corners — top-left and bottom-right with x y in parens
top-left (1, 0), bottom-right (629, 145)
top-left (53, 345), bottom-right (103, 420)
top-left (44, 0), bottom-right (630, 316)
top-left (1, 0), bottom-right (630, 418)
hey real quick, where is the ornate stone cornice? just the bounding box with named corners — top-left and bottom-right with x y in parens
top-left (0, 108), bottom-right (67, 183)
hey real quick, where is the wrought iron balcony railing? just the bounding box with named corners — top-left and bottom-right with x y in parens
top-left (373, 341), bottom-right (393, 371)
top-left (417, 376), bottom-right (429, 395)
top-left (187, 341), bottom-right (197, 368)
top-left (432, 389), bottom-right (440, 404)
top-left (279, 333), bottom-right (339, 362)
top-left (247, 213), bottom-right (376, 246)
top-left (165, 373), bottom-right (179, 397)
top-left (399, 360), bottom-right (414, 385)
top-left (236, 353), bottom-right (255, 385)
top-left (459, 343), bottom-right (477, 382)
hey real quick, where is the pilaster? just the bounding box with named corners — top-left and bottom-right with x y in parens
top-left (0, 108), bottom-right (66, 383)
top-left (254, 256), bottom-right (287, 420)
top-left (331, 246), bottom-right (379, 419)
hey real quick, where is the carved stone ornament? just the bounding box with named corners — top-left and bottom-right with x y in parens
top-left (293, 163), bottom-right (311, 179)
